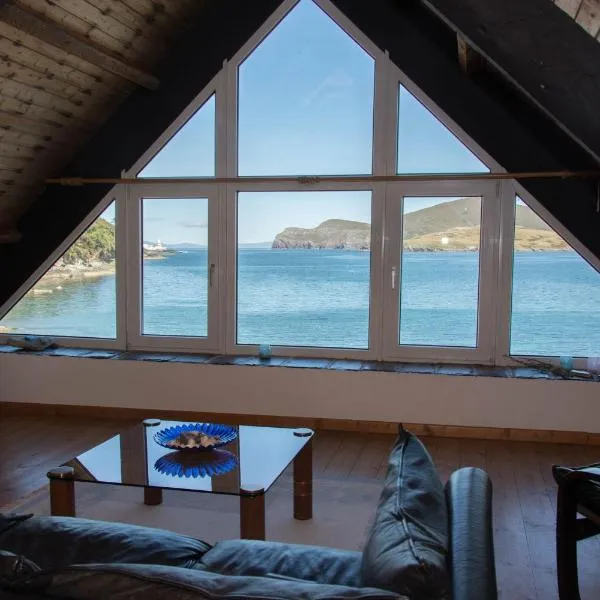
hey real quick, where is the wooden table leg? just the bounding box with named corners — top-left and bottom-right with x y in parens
top-left (240, 486), bottom-right (265, 540)
top-left (47, 466), bottom-right (76, 517)
top-left (294, 438), bottom-right (313, 520)
top-left (144, 487), bottom-right (163, 505)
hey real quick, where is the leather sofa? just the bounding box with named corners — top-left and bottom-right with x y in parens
top-left (0, 429), bottom-right (496, 600)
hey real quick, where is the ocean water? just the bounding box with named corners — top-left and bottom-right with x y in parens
top-left (3, 249), bottom-right (600, 358)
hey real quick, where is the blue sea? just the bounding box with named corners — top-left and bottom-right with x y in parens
top-left (3, 249), bottom-right (600, 358)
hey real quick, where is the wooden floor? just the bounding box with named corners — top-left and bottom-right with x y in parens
top-left (1, 415), bottom-right (599, 600)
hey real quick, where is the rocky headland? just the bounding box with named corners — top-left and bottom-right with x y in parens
top-left (272, 197), bottom-right (568, 251)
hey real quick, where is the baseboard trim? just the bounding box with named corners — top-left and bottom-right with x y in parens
top-left (1, 401), bottom-right (597, 445)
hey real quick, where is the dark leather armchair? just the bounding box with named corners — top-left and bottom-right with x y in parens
top-left (553, 463), bottom-right (600, 600)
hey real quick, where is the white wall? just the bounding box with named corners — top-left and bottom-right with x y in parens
top-left (1, 354), bottom-right (599, 433)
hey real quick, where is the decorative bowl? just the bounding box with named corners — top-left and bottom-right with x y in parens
top-left (154, 449), bottom-right (238, 478)
top-left (153, 423), bottom-right (237, 452)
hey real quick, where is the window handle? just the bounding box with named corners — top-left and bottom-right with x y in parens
top-left (391, 265), bottom-right (397, 291)
top-left (209, 263), bottom-right (216, 288)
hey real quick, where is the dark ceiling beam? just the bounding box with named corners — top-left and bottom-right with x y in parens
top-left (420, 0), bottom-right (600, 164)
top-left (0, 0), bottom-right (284, 307)
top-left (456, 34), bottom-right (484, 75)
top-left (0, 1), bottom-right (159, 90)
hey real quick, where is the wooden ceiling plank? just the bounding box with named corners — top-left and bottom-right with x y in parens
top-left (0, 57), bottom-right (96, 102)
top-left (16, 0), bottom-right (143, 63)
top-left (554, 0), bottom-right (583, 19)
top-left (0, 61), bottom-right (114, 113)
top-left (575, 0), bottom-right (600, 36)
top-left (116, 0), bottom-right (190, 49)
top-left (107, 0), bottom-right (173, 35)
top-left (0, 126), bottom-right (79, 150)
top-left (0, 2), bottom-right (159, 90)
top-left (0, 21), bottom-right (134, 92)
top-left (0, 141), bottom-right (45, 160)
top-left (0, 155), bottom-right (31, 169)
top-left (0, 79), bottom-right (108, 125)
top-left (0, 93), bottom-right (95, 132)
top-left (121, 0), bottom-right (188, 22)
top-left (0, 128), bottom-right (51, 150)
top-left (65, 0), bottom-right (166, 59)
top-left (0, 111), bottom-right (65, 138)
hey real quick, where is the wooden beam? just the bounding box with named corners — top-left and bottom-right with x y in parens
top-left (457, 33), bottom-right (485, 74)
top-left (0, 1), bottom-right (159, 90)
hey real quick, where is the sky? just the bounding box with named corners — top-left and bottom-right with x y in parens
top-left (102, 0), bottom-right (489, 245)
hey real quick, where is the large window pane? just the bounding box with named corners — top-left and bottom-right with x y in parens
top-left (511, 198), bottom-right (600, 357)
top-left (142, 198), bottom-right (209, 337)
top-left (137, 95), bottom-right (215, 178)
top-left (236, 191), bottom-right (371, 348)
top-left (0, 204), bottom-right (117, 338)
top-left (397, 86), bottom-right (489, 174)
top-left (399, 197), bottom-right (481, 347)
top-left (238, 0), bottom-right (374, 175)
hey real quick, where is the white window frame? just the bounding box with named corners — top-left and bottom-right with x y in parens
top-left (4, 0), bottom-right (599, 366)
top-left (125, 183), bottom-right (222, 353)
top-left (381, 180), bottom-right (501, 364)
top-left (227, 0), bottom-right (387, 180)
top-left (0, 190), bottom-right (125, 349)
top-left (224, 180), bottom-right (384, 360)
top-left (126, 75), bottom-right (222, 180)
top-left (499, 181), bottom-right (600, 367)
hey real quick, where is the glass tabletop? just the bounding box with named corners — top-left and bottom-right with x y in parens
top-left (61, 420), bottom-right (313, 496)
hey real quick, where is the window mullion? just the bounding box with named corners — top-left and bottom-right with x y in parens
top-left (493, 181), bottom-right (517, 366)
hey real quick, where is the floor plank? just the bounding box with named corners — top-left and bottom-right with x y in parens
top-left (1, 415), bottom-right (600, 599)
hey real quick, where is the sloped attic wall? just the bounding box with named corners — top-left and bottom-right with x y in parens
top-left (1, 0), bottom-right (599, 308)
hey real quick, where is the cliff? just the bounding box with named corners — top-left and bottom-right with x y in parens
top-left (273, 219), bottom-right (370, 250)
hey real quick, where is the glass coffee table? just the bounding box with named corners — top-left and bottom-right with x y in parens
top-left (47, 419), bottom-right (314, 540)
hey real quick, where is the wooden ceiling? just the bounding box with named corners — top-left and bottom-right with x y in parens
top-left (554, 0), bottom-right (600, 38)
top-left (0, 0), bottom-right (203, 241)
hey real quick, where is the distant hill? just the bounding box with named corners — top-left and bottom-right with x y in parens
top-left (273, 219), bottom-right (370, 250)
top-left (272, 197), bottom-right (569, 251)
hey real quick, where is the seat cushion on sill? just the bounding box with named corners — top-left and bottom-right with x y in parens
top-left (361, 429), bottom-right (450, 599)
top-left (200, 539), bottom-right (363, 588)
top-left (0, 515), bottom-right (211, 570)
top-left (17, 563), bottom-right (408, 600)
top-left (553, 465), bottom-right (600, 515)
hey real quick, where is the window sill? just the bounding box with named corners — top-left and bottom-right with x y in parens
top-left (1, 344), bottom-right (596, 382)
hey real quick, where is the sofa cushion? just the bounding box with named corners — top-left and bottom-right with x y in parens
top-left (361, 429), bottom-right (449, 599)
top-left (0, 513), bottom-right (33, 536)
top-left (0, 550), bottom-right (44, 590)
top-left (201, 539), bottom-right (363, 587)
top-left (0, 515), bottom-right (211, 570)
top-left (14, 563), bottom-right (407, 600)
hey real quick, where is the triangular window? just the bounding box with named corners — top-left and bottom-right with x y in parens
top-left (511, 196), bottom-right (600, 357)
top-left (0, 203), bottom-right (117, 339)
top-left (397, 86), bottom-right (489, 174)
top-left (237, 0), bottom-right (375, 176)
top-left (137, 95), bottom-right (215, 177)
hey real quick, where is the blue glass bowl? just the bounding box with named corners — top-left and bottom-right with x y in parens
top-left (154, 449), bottom-right (238, 479)
top-left (153, 423), bottom-right (237, 452)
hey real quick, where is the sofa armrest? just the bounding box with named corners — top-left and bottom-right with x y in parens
top-left (446, 467), bottom-right (497, 600)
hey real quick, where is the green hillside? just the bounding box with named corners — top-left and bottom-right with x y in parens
top-left (61, 217), bottom-right (116, 265)
top-left (272, 197), bottom-right (569, 251)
